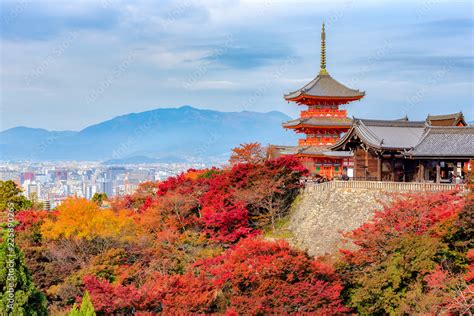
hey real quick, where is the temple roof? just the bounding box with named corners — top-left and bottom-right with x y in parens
top-left (331, 117), bottom-right (474, 157)
top-left (284, 73), bottom-right (365, 101)
top-left (283, 116), bottom-right (352, 129)
top-left (405, 126), bottom-right (474, 158)
top-left (331, 118), bottom-right (427, 151)
top-left (426, 112), bottom-right (466, 126)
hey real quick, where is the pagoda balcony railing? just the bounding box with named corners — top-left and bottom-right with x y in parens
top-left (300, 109), bottom-right (347, 118)
top-left (299, 138), bottom-right (338, 146)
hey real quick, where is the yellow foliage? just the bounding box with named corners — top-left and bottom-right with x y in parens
top-left (184, 169), bottom-right (206, 180)
top-left (41, 197), bottom-right (137, 241)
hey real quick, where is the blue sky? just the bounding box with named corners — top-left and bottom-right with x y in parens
top-left (0, 0), bottom-right (473, 131)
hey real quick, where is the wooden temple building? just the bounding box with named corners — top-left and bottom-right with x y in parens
top-left (270, 23), bottom-right (364, 178)
top-left (270, 23), bottom-right (474, 182)
top-left (330, 115), bottom-right (473, 183)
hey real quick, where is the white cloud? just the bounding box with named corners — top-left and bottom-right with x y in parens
top-left (139, 47), bottom-right (211, 69)
top-left (184, 79), bottom-right (241, 90)
top-left (1, 0), bottom-right (473, 130)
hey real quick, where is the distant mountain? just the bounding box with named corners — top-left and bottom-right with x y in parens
top-left (103, 156), bottom-right (161, 165)
top-left (0, 106), bottom-right (296, 162)
top-left (103, 155), bottom-right (188, 165)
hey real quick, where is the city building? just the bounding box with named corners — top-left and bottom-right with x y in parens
top-left (85, 185), bottom-right (98, 200)
top-left (20, 171), bottom-right (35, 183)
top-left (27, 183), bottom-right (40, 199)
top-left (107, 167), bottom-right (126, 180)
top-left (98, 180), bottom-right (114, 197)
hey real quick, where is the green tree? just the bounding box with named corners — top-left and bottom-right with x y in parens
top-left (68, 291), bottom-right (96, 316)
top-left (0, 180), bottom-right (32, 212)
top-left (347, 234), bottom-right (443, 314)
top-left (91, 193), bottom-right (107, 206)
top-left (0, 231), bottom-right (47, 315)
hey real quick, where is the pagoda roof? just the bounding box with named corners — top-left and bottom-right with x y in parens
top-left (426, 112), bottom-right (466, 126)
top-left (284, 72), bottom-right (365, 102)
top-left (283, 116), bottom-right (352, 129)
top-left (297, 146), bottom-right (328, 156)
top-left (269, 145), bottom-right (352, 158)
top-left (284, 23), bottom-right (364, 103)
top-left (299, 146), bottom-right (352, 157)
top-left (270, 145), bottom-right (300, 155)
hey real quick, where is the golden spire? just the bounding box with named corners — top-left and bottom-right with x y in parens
top-left (320, 22), bottom-right (328, 75)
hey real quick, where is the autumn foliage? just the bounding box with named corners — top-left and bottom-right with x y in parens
top-left (228, 142), bottom-right (267, 165)
top-left (4, 156), bottom-right (473, 314)
top-left (338, 191), bottom-right (472, 314)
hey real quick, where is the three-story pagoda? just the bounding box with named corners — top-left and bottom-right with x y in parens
top-left (281, 23), bottom-right (365, 178)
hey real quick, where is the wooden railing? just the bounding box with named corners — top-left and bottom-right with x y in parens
top-left (300, 109), bottom-right (347, 118)
top-left (299, 138), bottom-right (337, 146)
top-left (303, 180), bottom-right (465, 193)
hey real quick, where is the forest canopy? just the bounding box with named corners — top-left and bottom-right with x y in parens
top-left (1, 154), bottom-right (472, 314)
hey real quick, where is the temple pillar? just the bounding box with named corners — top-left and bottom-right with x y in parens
top-left (419, 162), bottom-right (425, 182)
top-left (377, 156), bottom-right (382, 181)
top-left (391, 157), bottom-right (395, 181)
top-left (365, 150), bottom-right (369, 180)
top-left (436, 161), bottom-right (441, 183)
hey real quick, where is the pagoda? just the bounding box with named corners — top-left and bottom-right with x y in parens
top-left (281, 23), bottom-right (365, 178)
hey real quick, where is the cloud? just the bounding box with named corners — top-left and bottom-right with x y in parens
top-left (1, 0), bottom-right (473, 130)
top-left (416, 18), bottom-right (474, 35)
top-left (140, 47), bottom-right (211, 69)
top-left (374, 54), bottom-right (474, 71)
top-left (0, 1), bottom-right (120, 40)
top-left (183, 79), bottom-right (241, 90)
top-left (210, 44), bottom-right (294, 69)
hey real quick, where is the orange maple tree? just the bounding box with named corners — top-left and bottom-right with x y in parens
top-left (229, 142), bottom-right (267, 165)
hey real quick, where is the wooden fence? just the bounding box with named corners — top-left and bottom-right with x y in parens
top-left (303, 180), bottom-right (465, 193)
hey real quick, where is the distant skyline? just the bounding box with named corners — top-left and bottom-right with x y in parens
top-left (1, 0), bottom-right (473, 131)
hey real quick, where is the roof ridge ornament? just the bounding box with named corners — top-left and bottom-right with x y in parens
top-left (320, 22), bottom-right (328, 75)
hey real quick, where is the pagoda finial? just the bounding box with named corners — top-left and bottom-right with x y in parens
top-left (320, 22), bottom-right (328, 75)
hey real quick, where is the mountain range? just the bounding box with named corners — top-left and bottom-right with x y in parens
top-left (0, 106), bottom-right (297, 163)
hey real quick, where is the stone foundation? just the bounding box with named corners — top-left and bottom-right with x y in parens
top-left (288, 187), bottom-right (396, 256)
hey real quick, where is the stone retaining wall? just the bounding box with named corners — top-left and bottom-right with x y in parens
top-left (288, 187), bottom-right (395, 256)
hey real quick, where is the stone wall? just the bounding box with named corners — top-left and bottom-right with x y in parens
top-left (288, 186), bottom-right (395, 257)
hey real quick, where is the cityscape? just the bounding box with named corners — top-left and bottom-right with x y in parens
top-left (0, 161), bottom-right (206, 208)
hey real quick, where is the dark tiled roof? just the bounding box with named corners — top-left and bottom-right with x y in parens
top-left (298, 146), bottom-right (353, 157)
top-left (331, 117), bottom-right (474, 158)
top-left (331, 118), bottom-right (427, 150)
top-left (427, 112), bottom-right (463, 121)
top-left (270, 145), bottom-right (352, 158)
top-left (283, 117), bottom-right (352, 128)
top-left (270, 145), bottom-right (300, 155)
top-left (284, 73), bottom-right (365, 100)
top-left (357, 118), bottom-right (426, 128)
top-left (426, 112), bottom-right (466, 126)
top-left (297, 146), bottom-right (329, 155)
top-left (405, 126), bottom-right (474, 158)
